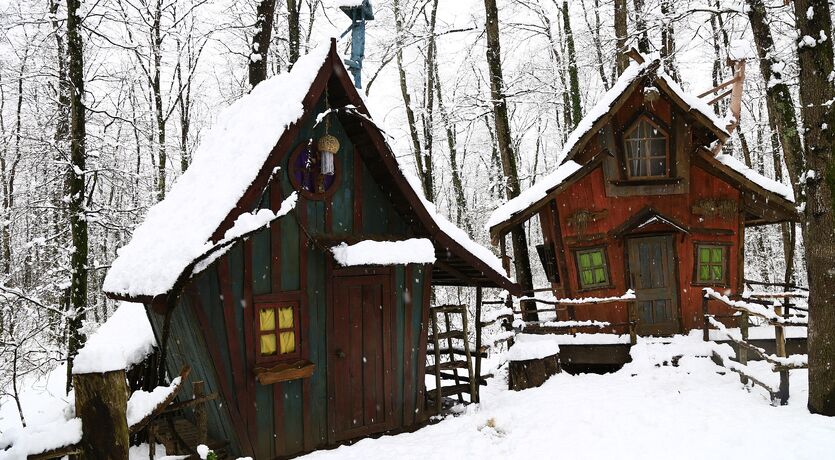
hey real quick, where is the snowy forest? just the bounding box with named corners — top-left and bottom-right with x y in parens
top-left (0, 0), bottom-right (834, 458)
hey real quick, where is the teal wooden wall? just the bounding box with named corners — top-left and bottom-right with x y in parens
top-left (149, 95), bottom-right (432, 459)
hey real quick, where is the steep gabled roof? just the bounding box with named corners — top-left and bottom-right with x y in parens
top-left (558, 55), bottom-right (730, 165)
top-left (104, 40), bottom-right (517, 303)
top-left (487, 55), bottom-right (797, 239)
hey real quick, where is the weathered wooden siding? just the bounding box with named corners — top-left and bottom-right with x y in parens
top-left (149, 95), bottom-right (431, 459)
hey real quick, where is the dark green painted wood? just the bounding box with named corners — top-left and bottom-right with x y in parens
top-left (228, 245), bottom-right (247, 384)
top-left (148, 298), bottom-right (241, 455)
top-left (255, 383), bottom-right (275, 459)
top-left (307, 245), bottom-right (328, 446)
top-left (330, 120), bottom-right (354, 235)
top-left (283, 379), bottom-right (305, 454)
top-left (252, 227), bottom-right (272, 295)
top-left (195, 270), bottom-right (236, 398)
top-left (409, 266), bottom-right (425, 413)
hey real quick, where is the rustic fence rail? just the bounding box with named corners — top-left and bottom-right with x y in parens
top-left (701, 287), bottom-right (808, 405)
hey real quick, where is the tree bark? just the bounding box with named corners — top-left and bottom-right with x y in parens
top-left (249, 0), bottom-right (277, 88)
top-left (613, 0), bottom-right (628, 75)
top-left (632, 0), bottom-right (650, 53)
top-left (562, 1), bottom-right (582, 128)
top-left (794, 0), bottom-right (835, 416)
top-left (659, 0), bottom-right (680, 81)
top-left (287, 0), bottom-right (301, 69)
top-left (65, 0), bottom-right (88, 391)
top-left (483, 0), bottom-right (535, 318)
top-left (73, 370), bottom-right (130, 460)
top-left (420, 0), bottom-right (439, 202)
top-left (394, 0), bottom-right (429, 198)
top-left (152, 0), bottom-right (167, 200)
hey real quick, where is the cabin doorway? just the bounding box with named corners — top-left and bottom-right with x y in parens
top-left (626, 235), bottom-right (680, 335)
top-left (328, 273), bottom-right (394, 443)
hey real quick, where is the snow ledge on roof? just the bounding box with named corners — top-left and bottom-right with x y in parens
top-left (73, 302), bottom-right (156, 375)
top-left (331, 239), bottom-right (436, 267)
top-left (715, 153), bottom-right (795, 202)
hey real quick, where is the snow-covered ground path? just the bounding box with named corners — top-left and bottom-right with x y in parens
top-left (305, 348), bottom-right (835, 460)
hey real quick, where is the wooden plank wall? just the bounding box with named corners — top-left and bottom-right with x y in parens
top-left (150, 95), bottom-right (431, 459)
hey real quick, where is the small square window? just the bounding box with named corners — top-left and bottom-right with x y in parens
top-left (575, 247), bottom-right (610, 290)
top-left (258, 303), bottom-right (299, 360)
top-left (695, 244), bottom-right (727, 284)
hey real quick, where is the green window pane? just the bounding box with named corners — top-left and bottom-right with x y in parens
top-left (711, 248), bottom-right (723, 263)
top-left (579, 253), bottom-right (591, 269)
top-left (581, 269), bottom-right (594, 286)
top-left (591, 251), bottom-right (603, 266)
top-left (594, 268), bottom-right (606, 283)
top-left (699, 248), bottom-right (710, 263)
top-left (699, 265), bottom-right (710, 281)
top-left (711, 265), bottom-right (723, 281)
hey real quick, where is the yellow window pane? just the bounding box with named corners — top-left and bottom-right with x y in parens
top-left (279, 331), bottom-right (296, 354)
top-left (259, 308), bottom-right (275, 332)
top-left (278, 306), bottom-right (294, 329)
top-left (260, 334), bottom-right (277, 356)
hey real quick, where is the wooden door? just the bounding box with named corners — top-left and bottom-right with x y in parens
top-left (627, 235), bottom-right (680, 335)
top-left (328, 274), bottom-right (393, 443)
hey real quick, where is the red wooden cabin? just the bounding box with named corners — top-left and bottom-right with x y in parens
top-left (488, 55), bottom-right (797, 336)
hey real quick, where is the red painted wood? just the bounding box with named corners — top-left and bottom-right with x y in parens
top-left (216, 259), bottom-right (249, 431)
top-left (242, 240), bottom-right (259, 446)
top-left (549, 163), bottom-right (741, 333)
top-left (401, 265), bottom-right (414, 427)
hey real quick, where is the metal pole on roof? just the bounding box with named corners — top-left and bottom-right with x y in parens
top-left (339, 0), bottom-right (374, 89)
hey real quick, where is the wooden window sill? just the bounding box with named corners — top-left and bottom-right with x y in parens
top-left (609, 178), bottom-right (682, 186)
top-left (254, 360), bottom-right (315, 385)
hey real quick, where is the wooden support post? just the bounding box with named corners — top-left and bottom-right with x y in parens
top-left (73, 369), bottom-right (130, 460)
top-left (193, 380), bottom-right (208, 446)
top-left (702, 294), bottom-right (710, 342)
top-left (474, 287), bottom-right (483, 404)
top-left (627, 301), bottom-right (638, 345)
top-left (774, 304), bottom-right (789, 405)
top-left (148, 423), bottom-right (157, 460)
top-left (738, 312), bottom-right (749, 384)
top-left (430, 310), bottom-right (443, 415)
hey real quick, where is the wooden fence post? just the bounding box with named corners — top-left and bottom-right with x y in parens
top-left (701, 294), bottom-right (710, 342)
top-left (194, 381), bottom-right (208, 446)
top-left (73, 370), bottom-right (130, 460)
top-left (738, 311), bottom-right (749, 384)
top-left (774, 304), bottom-right (789, 405)
top-left (474, 287), bottom-right (483, 404)
top-left (627, 301), bottom-right (638, 345)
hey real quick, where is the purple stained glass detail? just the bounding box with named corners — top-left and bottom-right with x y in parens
top-left (292, 146), bottom-right (335, 193)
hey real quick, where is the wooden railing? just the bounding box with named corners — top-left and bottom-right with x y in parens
top-left (701, 287), bottom-right (808, 405)
top-left (482, 289), bottom-right (639, 346)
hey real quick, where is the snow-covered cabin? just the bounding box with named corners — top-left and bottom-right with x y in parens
top-left (487, 55), bottom-right (797, 337)
top-left (103, 40), bottom-right (516, 458)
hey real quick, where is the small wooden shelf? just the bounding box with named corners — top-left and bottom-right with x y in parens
top-left (254, 360), bottom-right (315, 385)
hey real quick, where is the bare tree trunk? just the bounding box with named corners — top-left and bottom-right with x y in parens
top-left (632, 0), bottom-right (649, 53)
top-left (152, 0), bottom-right (167, 200)
top-left (176, 37), bottom-right (192, 172)
top-left (420, 0), bottom-right (438, 202)
top-left (249, 0), bottom-right (277, 88)
top-left (794, 0), bottom-right (835, 416)
top-left (613, 0), bottom-right (628, 75)
top-left (287, 0), bottom-right (301, 69)
top-left (562, 1), bottom-right (581, 128)
top-left (65, 0), bottom-right (88, 391)
top-left (394, 0), bottom-right (429, 198)
top-left (659, 0), bottom-right (680, 81)
top-left (432, 50), bottom-right (470, 232)
top-left (483, 0), bottom-right (535, 318)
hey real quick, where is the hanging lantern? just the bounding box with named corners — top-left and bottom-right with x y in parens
top-left (317, 133), bottom-right (339, 176)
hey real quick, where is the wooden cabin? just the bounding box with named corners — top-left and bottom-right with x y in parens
top-left (487, 55), bottom-right (796, 337)
top-left (103, 40), bottom-right (516, 459)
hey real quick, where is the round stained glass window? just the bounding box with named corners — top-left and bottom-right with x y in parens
top-left (288, 144), bottom-right (339, 199)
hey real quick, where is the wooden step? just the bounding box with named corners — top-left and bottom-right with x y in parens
top-left (426, 360), bottom-right (470, 373)
top-left (427, 383), bottom-right (472, 399)
top-left (438, 371), bottom-right (491, 386)
top-left (427, 345), bottom-right (487, 358)
top-left (433, 330), bottom-right (466, 341)
top-left (431, 304), bottom-right (466, 314)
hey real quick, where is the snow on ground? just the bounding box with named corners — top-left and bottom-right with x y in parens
top-left (304, 337), bottom-right (835, 460)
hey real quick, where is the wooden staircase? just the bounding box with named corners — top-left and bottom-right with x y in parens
top-left (426, 304), bottom-right (477, 413)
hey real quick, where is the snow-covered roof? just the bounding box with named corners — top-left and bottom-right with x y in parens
top-left (715, 153), bottom-right (794, 202)
top-left (486, 160), bottom-right (582, 230)
top-left (103, 46), bottom-right (329, 299)
top-left (105, 42), bottom-right (514, 299)
top-left (331, 239), bottom-right (437, 267)
top-left (558, 54), bottom-right (729, 166)
top-left (73, 302), bottom-right (157, 374)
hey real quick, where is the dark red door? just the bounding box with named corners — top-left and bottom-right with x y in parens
top-left (328, 274), bottom-right (393, 443)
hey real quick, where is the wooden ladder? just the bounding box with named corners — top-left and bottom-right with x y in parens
top-left (426, 304), bottom-right (477, 414)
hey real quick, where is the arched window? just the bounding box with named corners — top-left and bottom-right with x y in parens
top-left (623, 117), bottom-right (669, 178)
